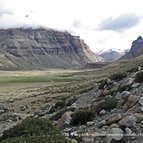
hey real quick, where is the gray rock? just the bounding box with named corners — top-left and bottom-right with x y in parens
top-left (139, 97), bottom-right (143, 106)
top-left (82, 135), bottom-right (95, 143)
top-left (106, 128), bottom-right (124, 143)
top-left (121, 77), bottom-right (134, 87)
top-left (100, 110), bottom-right (106, 115)
top-left (57, 111), bottom-right (73, 128)
top-left (119, 116), bottom-right (137, 127)
top-left (87, 121), bottom-right (95, 126)
top-left (120, 91), bottom-right (131, 99)
top-left (115, 92), bottom-right (122, 99)
top-left (138, 66), bottom-right (142, 71)
top-left (125, 127), bottom-right (132, 136)
top-left (132, 83), bottom-right (140, 88)
top-left (71, 139), bottom-right (77, 143)
top-left (98, 120), bottom-right (106, 128)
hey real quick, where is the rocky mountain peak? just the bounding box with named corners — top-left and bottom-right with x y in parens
top-left (0, 28), bottom-right (103, 70)
top-left (121, 36), bottom-right (143, 60)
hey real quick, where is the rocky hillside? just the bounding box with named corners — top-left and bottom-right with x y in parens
top-left (121, 36), bottom-right (143, 59)
top-left (0, 28), bottom-right (102, 70)
top-left (45, 67), bottom-right (143, 143)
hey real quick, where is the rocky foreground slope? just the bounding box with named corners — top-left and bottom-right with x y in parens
top-left (0, 28), bottom-right (102, 70)
top-left (46, 67), bottom-right (143, 143)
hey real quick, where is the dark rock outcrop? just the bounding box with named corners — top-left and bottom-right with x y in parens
top-left (0, 28), bottom-right (103, 70)
top-left (121, 36), bottom-right (143, 59)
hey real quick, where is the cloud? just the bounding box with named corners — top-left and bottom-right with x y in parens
top-left (72, 20), bottom-right (82, 29)
top-left (0, 9), bottom-right (14, 17)
top-left (98, 13), bottom-right (140, 32)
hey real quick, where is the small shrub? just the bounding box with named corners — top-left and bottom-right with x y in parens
top-left (109, 73), bottom-right (127, 81)
top-left (1, 135), bottom-right (72, 143)
top-left (117, 85), bottom-right (131, 92)
top-left (95, 97), bottom-right (118, 112)
top-left (98, 79), bottom-right (107, 90)
top-left (135, 71), bottom-right (143, 83)
top-left (71, 109), bottom-right (95, 125)
top-left (126, 67), bottom-right (138, 73)
top-left (50, 107), bottom-right (75, 121)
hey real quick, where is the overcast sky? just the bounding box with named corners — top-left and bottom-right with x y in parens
top-left (0, 0), bottom-right (143, 53)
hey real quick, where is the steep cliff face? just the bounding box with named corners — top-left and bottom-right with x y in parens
top-left (121, 36), bottom-right (143, 59)
top-left (0, 28), bottom-right (102, 70)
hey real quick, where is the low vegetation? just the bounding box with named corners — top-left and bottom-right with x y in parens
top-left (135, 71), bottom-right (143, 83)
top-left (1, 117), bottom-right (71, 143)
top-left (71, 109), bottom-right (95, 125)
top-left (95, 96), bottom-right (118, 112)
top-left (109, 72), bottom-right (127, 81)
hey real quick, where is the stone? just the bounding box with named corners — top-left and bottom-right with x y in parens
top-left (106, 113), bottom-right (122, 125)
top-left (120, 91), bottom-right (131, 99)
top-left (123, 95), bottom-right (140, 110)
top-left (0, 110), bottom-right (5, 114)
top-left (106, 128), bottom-right (124, 143)
top-left (133, 113), bottom-right (143, 123)
top-left (91, 99), bottom-right (105, 112)
top-left (132, 83), bottom-right (140, 88)
top-left (100, 110), bottom-right (106, 115)
top-left (115, 92), bottom-right (122, 99)
top-left (87, 121), bottom-right (95, 126)
top-left (57, 111), bottom-right (72, 128)
top-left (82, 135), bottom-right (95, 143)
top-left (138, 66), bottom-right (142, 71)
top-left (110, 123), bottom-right (119, 128)
top-left (139, 97), bottom-right (143, 106)
top-left (123, 105), bottom-right (141, 117)
top-left (119, 115), bottom-right (137, 127)
top-left (71, 139), bottom-right (77, 143)
top-left (70, 103), bottom-right (78, 109)
top-left (121, 77), bottom-right (134, 86)
top-left (98, 120), bottom-right (106, 128)
top-left (125, 127), bottom-right (132, 136)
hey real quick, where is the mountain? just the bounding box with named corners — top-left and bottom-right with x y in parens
top-left (97, 49), bottom-right (125, 62)
top-left (0, 28), bottom-right (103, 70)
top-left (121, 36), bottom-right (143, 59)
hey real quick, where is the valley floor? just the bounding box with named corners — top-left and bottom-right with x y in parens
top-left (1, 55), bottom-right (143, 142)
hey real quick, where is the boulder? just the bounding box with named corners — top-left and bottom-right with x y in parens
top-left (115, 92), bottom-right (122, 99)
top-left (121, 77), bottom-right (134, 87)
top-left (125, 127), bottom-right (132, 136)
top-left (133, 113), bottom-right (143, 123)
top-left (87, 121), bottom-right (95, 126)
top-left (119, 115), bottom-right (137, 127)
top-left (123, 95), bottom-right (140, 110)
top-left (106, 113), bottom-right (122, 125)
top-left (98, 120), bottom-right (106, 128)
top-left (132, 83), bottom-right (140, 88)
top-left (120, 91), bottom-right (131, 99)
top-left (91, 99), bottom-right (105, 112)
top-left (139, 96), bottom-right (143, 106)
top-left (106, 128), bottom-right (124, 143)
top-left (82, 135), bottom-right (95, 143)
top-left (100, 109), bottom-right (106, 115)
top-left (57, 111), bottom-right (72, 128)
